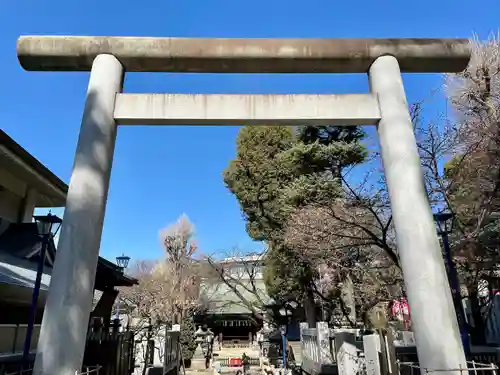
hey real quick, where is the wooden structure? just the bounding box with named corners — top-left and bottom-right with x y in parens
top-left (0, 129), bottom-right (138, 375)
top-left (163, 330), bottom-right (180, 375)
top-left (83, 330), bottom-right (135, 375)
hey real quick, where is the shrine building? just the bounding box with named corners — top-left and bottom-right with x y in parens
top-left (197, 254), bottom-right (270, 347)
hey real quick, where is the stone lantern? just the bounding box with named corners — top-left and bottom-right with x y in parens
top-left (193, 326), bottom-right (215, 370)
top-left (195, 326), bottom-right (205, 345)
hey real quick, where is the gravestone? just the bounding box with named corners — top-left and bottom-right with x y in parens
top-left (335, 331), bottom-right (359, 375)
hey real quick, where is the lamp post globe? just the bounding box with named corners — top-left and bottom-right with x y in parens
top-left (34, 212), bottom-right (63, 236)
top-left (116, 253), bottom-right (130, 269)
top-left (114, 253), bottom-right (130, 331)
top-left (433, 211), bottom-right (454, 235)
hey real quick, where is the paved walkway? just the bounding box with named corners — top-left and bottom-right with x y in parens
top-left (184, 367), bottom-right (261, 375)
top-left (215, 347), bottom-right (260, 358)
top-left (184, 369), bottom-right (212, 375)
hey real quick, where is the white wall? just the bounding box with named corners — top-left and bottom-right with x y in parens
top-left (0, 189), bottom-right (22, 223)
top-left (0, 167), bottom-right (36, 223)
top-left (225, 262), bottom-right (263, 280)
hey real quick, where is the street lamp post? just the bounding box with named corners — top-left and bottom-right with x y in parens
top-left (433, 211), bottom-right (469, 354)
top-left (22, 213), bottom-right (62, 363)
top-left (278, 300), bottom-right (298, 373)
top-left (279, 325), bottom-right (287, 372)
top-left (114, 254), bottom-right (130, 331)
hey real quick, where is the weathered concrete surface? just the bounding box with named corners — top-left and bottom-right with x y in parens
top-left (17, 36), bottom-right (470, 73)
top-left (33, 54), bottom-right (124, 375)
top-left (369, 55), bottom-right (467, 374)
top-left (114, 94), bottom-right (381, 126)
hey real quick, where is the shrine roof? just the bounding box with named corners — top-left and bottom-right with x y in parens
top-left (200, 278), bottom-right (271, 315)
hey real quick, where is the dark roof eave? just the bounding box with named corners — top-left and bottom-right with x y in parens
top-left (96, 256), bottom-right (139, 286)
top-left (0, 130), bottom-right (68, 194)
top-left (121, 274), bottom-right (139, 286)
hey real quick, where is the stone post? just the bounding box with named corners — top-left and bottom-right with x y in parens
top-left (335, 331), bottom-right (358, 375)
top-left (33, 54), bottom-right (124, 375)
top-left (369, 55), bottom-right (467, 374)
top-left (363, 334), bottom-right (381, 375)
top-left (299, 322), bottom-right (309, 369)
top-left (316, 322), bottom-right (333, 365)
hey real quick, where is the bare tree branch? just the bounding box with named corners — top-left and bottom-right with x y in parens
top-left (202, 250), bottom-right (269, 323)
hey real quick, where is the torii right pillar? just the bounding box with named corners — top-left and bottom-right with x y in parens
top-left (369, 54), bottom-right (467, 373)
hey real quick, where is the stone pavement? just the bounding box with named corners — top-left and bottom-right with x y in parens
top-left (215, 347), bottom-right (260, 358)
top-left (184, 367), bottom-right (262, 375)
top-left (184, 370), bottom-right (212, 375)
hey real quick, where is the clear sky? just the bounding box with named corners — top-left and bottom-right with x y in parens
top-left (0, 0), bottom-right (498, 263)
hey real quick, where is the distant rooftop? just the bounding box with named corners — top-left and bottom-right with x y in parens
top-left (220, 253), bottom-right (264, 264)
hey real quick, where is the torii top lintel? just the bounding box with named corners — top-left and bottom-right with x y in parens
top-left (16, 36), bottom-right (471, 73)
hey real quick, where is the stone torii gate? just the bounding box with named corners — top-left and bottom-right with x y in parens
top-left (17, 36), bottom-right (470, 375)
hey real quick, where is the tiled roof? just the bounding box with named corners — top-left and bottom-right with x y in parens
top-left (0, 250), bottom-right (51, 291)
top-left (0, 221), bottom-right (138, 292)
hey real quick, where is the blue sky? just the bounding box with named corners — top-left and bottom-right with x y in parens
top-left (0, 0), bottom-right (498, 263)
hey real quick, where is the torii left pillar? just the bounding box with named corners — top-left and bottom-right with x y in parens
top-left (32, 54), bottom-right (124, 375)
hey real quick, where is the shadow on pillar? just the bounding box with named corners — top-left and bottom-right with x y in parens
top-left (35, 90), bottom-right (119, 374)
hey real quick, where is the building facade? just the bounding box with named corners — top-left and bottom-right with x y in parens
top-left (0, 129), bottom-right (137, 359)
top-left (197, 254), bottom-right (271, 346)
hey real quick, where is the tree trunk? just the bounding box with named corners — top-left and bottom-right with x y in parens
top-left (340, 275), bottom-right (356, 326)
top-left (304, 286), bottom-right (317, 328)
top-left (469, 291), bottom-right (487, 345)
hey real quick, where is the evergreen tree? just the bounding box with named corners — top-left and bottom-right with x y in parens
top-left (223, 125), bottom-right (366, 325)
top-left (180, 311), bottom-right (197, 362)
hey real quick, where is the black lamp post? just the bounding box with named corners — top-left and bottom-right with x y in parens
top-left (22, 212), bottom-right (62, 362)
top-left (278, 299), bottom-right (297, 371)
top-left (279, 324), bottom-right (287, 370)
top-left (433, 211), bottom-right (469, 353)
top-left (114, 254), bottom-right (130, 330)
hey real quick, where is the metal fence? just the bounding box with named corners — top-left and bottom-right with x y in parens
top-left (215, 357), bottom-right (260, 367)
top-left (164, 330), bottom-right (180, 374)
top-left (83, 330), bottom-right (135, 375)
top-left (398, 361), bottom-right (498, 375)
top-left (0, 365), bottom-right (102, 375)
